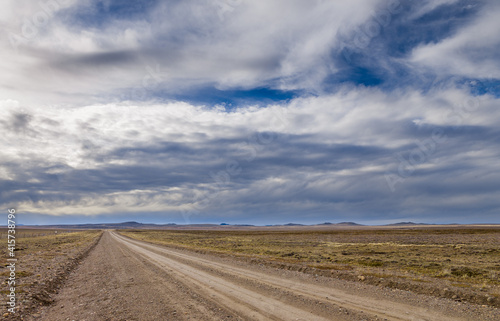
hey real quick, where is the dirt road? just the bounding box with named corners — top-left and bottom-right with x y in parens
top-left (29, 231), bottom-right (498, 320)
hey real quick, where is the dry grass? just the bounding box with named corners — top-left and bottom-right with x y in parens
top-left (0, 229), bottom-right (102, 301)
top-left (1, 229), bottom-right (101, 265)
top-left (119, 227), bottom-right (500, 288)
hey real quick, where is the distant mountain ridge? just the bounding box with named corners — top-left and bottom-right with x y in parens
top-left (384, 222), bottom-right (429, 226)
top-left (15, 221), bottom-right (485, 229)
top-left (24, 221), bottom-right (177, 229)
top-left (319, 222), bottom-right (362, 226)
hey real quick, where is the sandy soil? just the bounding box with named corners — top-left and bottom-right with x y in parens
top-left (1, 230), bottom-right (101, 320)
top-left (27, 231), bottom-right (499, 320)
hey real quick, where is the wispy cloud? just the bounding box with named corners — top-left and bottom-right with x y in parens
top-left (411, 1), bottom-right (500, 79)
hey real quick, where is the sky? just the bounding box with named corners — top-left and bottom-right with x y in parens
top-left (1, 0), bottom-right (499, 225)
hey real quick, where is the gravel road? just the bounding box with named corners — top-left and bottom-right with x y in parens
top-left (28, 231), bottom-right (499, 320)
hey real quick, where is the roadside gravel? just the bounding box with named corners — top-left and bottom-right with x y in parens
top-left (27, 231), bottom-right (499, 320)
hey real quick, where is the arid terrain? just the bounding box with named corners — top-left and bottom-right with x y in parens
top-left (119, 226), bottom-right (500, 307)
top-left (2, 226), bottom-right (499, 320)
top-left (0, 229), bottom-right (102, 319)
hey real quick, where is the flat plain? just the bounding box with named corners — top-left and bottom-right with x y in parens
top-left (2, 225), bottom-right (499, 320)
top-left (0, 229), bottom-right (102, 318)
top-left (119, 225), bottom-right (500, 307)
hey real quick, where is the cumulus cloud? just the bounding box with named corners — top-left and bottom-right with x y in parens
top-left (1, 0), bottom-right (499, 224)
top-left (1, 86), bottom-right (500, 223)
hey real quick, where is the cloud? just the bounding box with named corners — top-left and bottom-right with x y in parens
top-left (2, 0), bottom-right (497, 106)
top-left (1, 85), bottom-right (499, 223)
top-left (410, 1), bottom-right (500, 79)
top-left (1, 1), bottom-right (500, 224)
top-left (1, 0), bottom-right (387, 106)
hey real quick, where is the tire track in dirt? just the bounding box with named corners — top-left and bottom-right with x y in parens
top-left (111, 232), bottom-right (331, 321)
top-left (111, 231), bottom-right (468, 321)
top-left (32, 231), bottom-right (496, 320)
top-left (30, 231), bottom-right (241, 320)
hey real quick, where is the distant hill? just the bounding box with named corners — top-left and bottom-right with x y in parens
top-left (115, 221), bottom-right (146, 227)
top-left (317, 222), bottom-right (363, 226)
top-left (385, 222), bottom-right (429, 226)
top-left (23, 221), bottom-right (177, 230)
top-left (17, 221), bottom-right (367, 229)
top-left (19, 221), bottom-right (477, 230)
top-left (335, 222), bottom-right (363, 226)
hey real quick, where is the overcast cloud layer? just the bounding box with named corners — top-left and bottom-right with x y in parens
top-left (1, 0), bottom-right (499, 224)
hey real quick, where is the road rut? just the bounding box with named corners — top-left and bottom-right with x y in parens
top-left (29, 231), bottom-right (497, 320)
